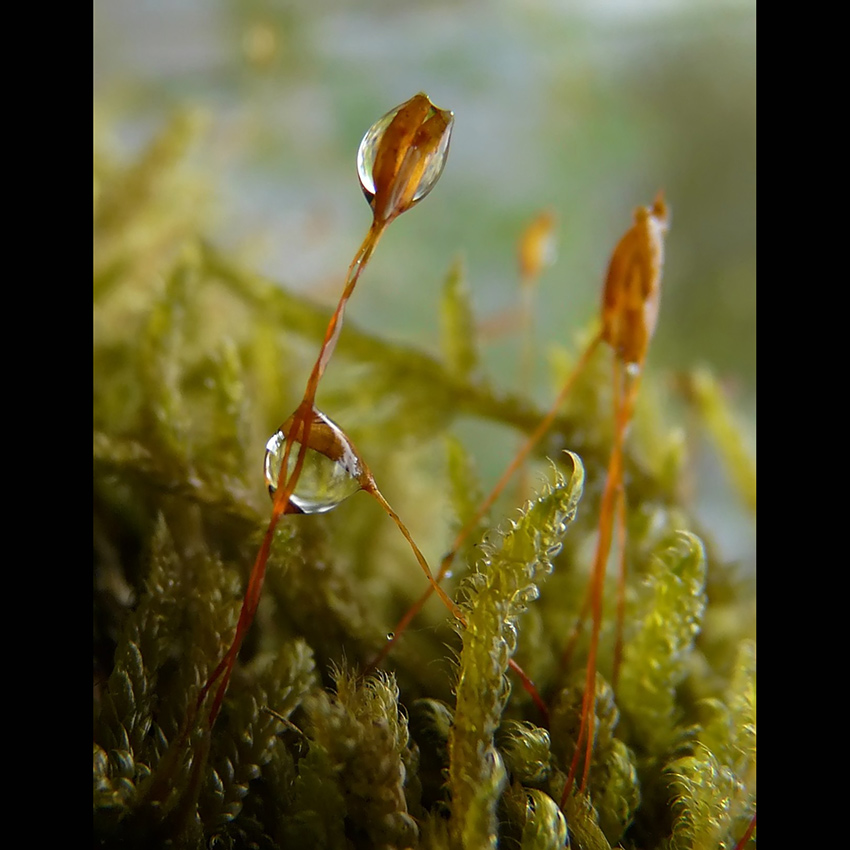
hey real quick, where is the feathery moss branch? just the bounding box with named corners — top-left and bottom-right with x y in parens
top-left (448, 455), bottom-right (584, 849)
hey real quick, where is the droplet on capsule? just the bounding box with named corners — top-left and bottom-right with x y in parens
top-left (356, 92), bottom-right (454, 223)
top-left (264, 409), bottom-right (364, 514)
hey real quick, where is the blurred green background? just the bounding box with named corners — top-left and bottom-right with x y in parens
top-left (95, 0), bottom-right (755, 560)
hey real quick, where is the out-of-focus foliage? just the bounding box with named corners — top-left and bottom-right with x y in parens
top-left (94, 107), bottom-right (754, 849)
top-left (95, 1), bottom-right (755, 410)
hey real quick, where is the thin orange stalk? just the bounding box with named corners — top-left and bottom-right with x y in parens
top-left (562, 367), bottom-right (635, 802)
top-left (198, 220), bottom-right (387, 727)
top-left (560, 192), bottom-right (668, 805)
top-left (515, 209), bottom-right (556, 500)
top-left (373, 332), bottom-right (603, 672)
top-left (733, 812), bottom-right (757, 850)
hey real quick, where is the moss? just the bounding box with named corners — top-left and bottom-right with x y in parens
top-left (447, 458), bottom-right (584, 850)
top-left (94, 112), bottom-right (755, 849)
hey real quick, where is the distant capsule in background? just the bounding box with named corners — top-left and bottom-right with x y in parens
top-left (518, 208), bottom-right (557, 282)
top-left (264, 408), bottom-right (365, 514)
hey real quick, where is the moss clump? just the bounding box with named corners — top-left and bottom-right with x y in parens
top-left (447, 457), bottom-right (584, 850)
top-left (94, 113), bottom-right (755, 849)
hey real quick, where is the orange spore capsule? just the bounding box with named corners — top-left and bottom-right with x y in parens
top-left (601, 192), bottom-right (668, 367)
top-left (561, 192), bottom-right (669, 803)
top-left (357, 92), bottom-right (454, 226)
top-left (518, 208), bottom-right (557, 282)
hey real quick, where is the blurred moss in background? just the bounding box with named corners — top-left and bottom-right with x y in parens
top-left (94, 0), bottom-right (755, 561)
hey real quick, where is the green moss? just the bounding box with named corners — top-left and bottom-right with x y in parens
top-left (447, 457), bottom-right (584, 850)
top-left (94, 113), bottom-right (755, 849)
top-left (617, 532), bottom-right (707, 756)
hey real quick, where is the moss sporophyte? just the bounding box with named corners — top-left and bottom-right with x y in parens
top-left (93, 95), bottom-right (756, 849)
top-left (192, 93), bottom-right (461, 732)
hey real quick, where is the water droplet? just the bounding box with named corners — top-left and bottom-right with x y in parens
top-left (264, 409), bottom-right (364, 514)
top-left (357, 92), bottom-right (453, 221)
top-left (513, 586), bottom-right (540, 612)
top-left (386, 632), bottom-right (395, 641)
top-left (502, 621), bottom-right (518, 653)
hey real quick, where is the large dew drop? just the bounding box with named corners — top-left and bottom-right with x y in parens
top-left (264, 409), bottom-right (364, 514)
top-left (356, 92), bottom-right (453, 218)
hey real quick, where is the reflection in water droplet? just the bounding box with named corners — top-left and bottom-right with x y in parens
top-left (264, 410), bottom-right (363, 514)
top-left (356, 93), bottom-right (453, 216)
top-left (513, 586), bottom-right (540, 611)
top-left (502, 621), bottom-right (518, 654)
top-left (386, 633), bottom-right (395, 641)
top-left (356, 112), bottom-right (388, 202)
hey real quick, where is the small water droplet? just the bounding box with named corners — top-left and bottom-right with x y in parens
top-left (443, 570), bottom-right (453, 580)
top-left (502, 621), bottom-right (518, 653)
top-left (265, 409), bottom-right (364, 514)
top-left (386, 632), bottom-right (395, 641)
